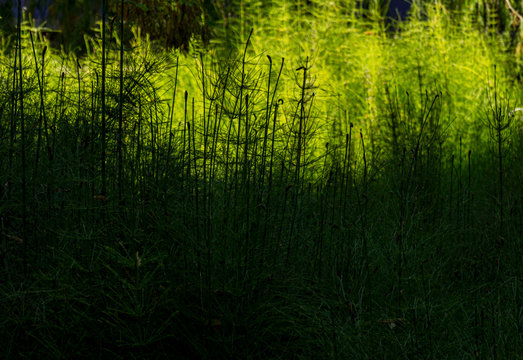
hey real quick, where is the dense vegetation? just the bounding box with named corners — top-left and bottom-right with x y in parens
top-left (0, 1), bottom-right (522, 358)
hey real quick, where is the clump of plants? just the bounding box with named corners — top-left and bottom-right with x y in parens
top-left (0, 2), bottom-right (521, 359)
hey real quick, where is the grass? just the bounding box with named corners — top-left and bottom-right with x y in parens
top-left (0, 2), bottom-right (522, 359)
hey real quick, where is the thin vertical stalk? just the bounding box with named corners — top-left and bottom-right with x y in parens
top-left (183, 91), bottom-right (188, 187)
top-left (29, 34), bottom-right (48, 174)
top-left (259, 55), bottom-right (272, 195)
top-left (343, 122), bottom-right (353, 216)
top-left (450, 154), bottom-right (454, 218)
top-left (234, 29), bottom-right (253, 205)
top-left (118, 0), bottom-right (125, 204)
top-left (340, 129), bottom-right (349, 225)
top-left (262, 101), bottom-right (280, 268)
top-left (101, 0), bottom-right (107, 196)
top-left (260, 57), bottom-right (284, 200)
top-left (295, 59), bottom-right (308, 189)
top-left (8, 38), bottom-right (18, 202)
top-left (243, 94), bottom-right (250, 274)
top-left (166, 57), bottom-right (179, 179)
top-left (359, 131), bottom-right (370, 288)
top-left (209, 67), bottom-right (230, 183)
top-left (467, 150), bottom-right (472, 231)
top-left (191, 100), bottom-right (200, 275)
top-left (458, 136), bottom-right (463, 225)
top-left (17, 0), bottom-right (27, 274)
